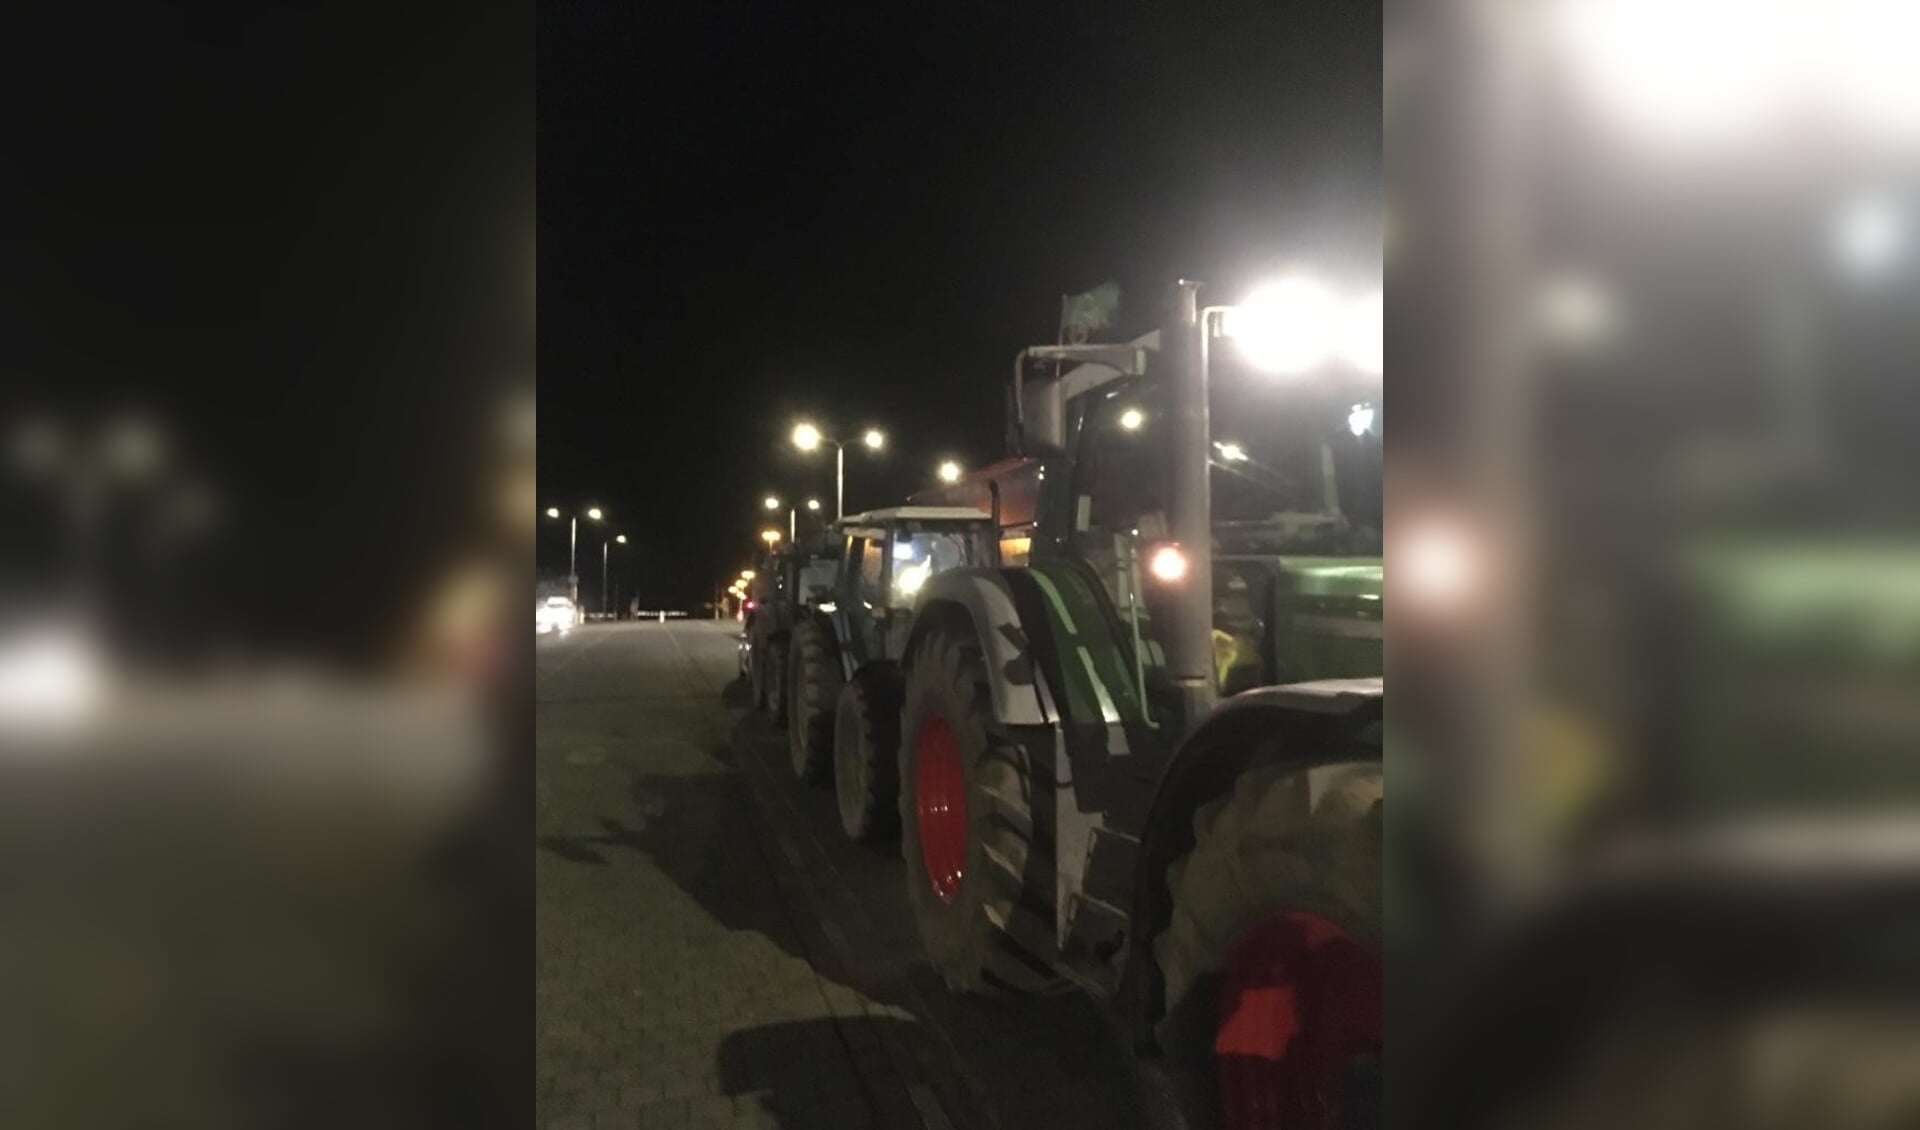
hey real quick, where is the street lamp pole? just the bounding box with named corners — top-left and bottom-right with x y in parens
top-left (835, 441), bottom-right (844, 521)
top-left (601, 539), bottom-right (610, 617)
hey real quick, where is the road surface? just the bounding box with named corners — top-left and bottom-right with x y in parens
top-left (536, 619), bottom-right (1152, 1130)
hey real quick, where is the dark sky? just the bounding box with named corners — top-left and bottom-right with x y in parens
top-left (538, 0), bottom-right (1380, 609)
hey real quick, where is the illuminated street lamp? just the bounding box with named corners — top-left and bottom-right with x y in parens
top-left (545, 505), bottom-right (606, 602)
top-left (601, 532), bottom-right (627, 618)
top-left (763, 495), bottom-right (800, 541)
top-left (937, 460), bottom-right (962, 484)
top-left (761, 528), bottom-right (781, 547)
top-left (805, 498), bottom-right (821, 512)
top-left (792, 421), bottom-right (886, 519)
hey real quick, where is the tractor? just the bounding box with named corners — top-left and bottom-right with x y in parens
top-left (885, 280), bottom-right (1384, 1128)
top-left (744, 540), bottom-right (839, 724)
top-left (782, 506), bottom-right (999, 841)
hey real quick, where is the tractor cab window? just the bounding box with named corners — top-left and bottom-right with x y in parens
top-left (1069, 383), bottom-right (1172, 672)
top-left (889, 524), bottom-right (986, 602)
top-left (798, 557), bottom-right (837, 603)
top-left (854, 535), bottom-right (886, 608)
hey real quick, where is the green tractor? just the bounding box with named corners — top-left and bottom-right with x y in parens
top-left (894, 280), bottom-right (1383, 1128)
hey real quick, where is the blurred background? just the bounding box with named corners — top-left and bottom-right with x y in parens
top-left (1389, 2), bottom-right (1920, 1127)
top-left (0, 5), bottom-right (532, 1129)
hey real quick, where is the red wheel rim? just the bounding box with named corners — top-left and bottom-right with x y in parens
top-left (1214, 911), bottom-right (1382, 1130)
top-left (914, 714), bottom-right (967, 904)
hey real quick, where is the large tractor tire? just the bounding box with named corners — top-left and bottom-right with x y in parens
top-left (763, 637), bottom-right (789, 725)
top-left (786, 619), bottom-right (841, 783)
top-left (834, 667), bottom-right (902, 842)
top-left (1154, 762), bottom-right (1383, 1130)
top-left (897, 623), bottom-right (1062, 994)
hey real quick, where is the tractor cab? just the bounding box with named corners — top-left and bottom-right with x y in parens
top-left (809, 506), bottom-right (997, 676)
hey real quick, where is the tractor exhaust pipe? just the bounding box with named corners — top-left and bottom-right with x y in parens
top-left (1165, 279), bottom-right (1216, 725)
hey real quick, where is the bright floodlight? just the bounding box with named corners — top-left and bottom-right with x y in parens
top-left (1148, 544), bottom-right (1190, 583)
top-left (805, 498), bottom-right (821, 512)
top-left (1546, 0), bottom-right (1920, 142)
top-left (937, 460), bottom-right (962, 483)
top-left (1348, 403), bottom-right (1377, 438)
top-left (1119, 408), bottom-right (1145, 431)
top-left (1834, 191), bottom-right (1905, 278)
top-left (763, 495), bottom-right (781, 511)
top-left (1342, 290), bottom-right (1384, 374)
top-left (1225, 278), bottom-right (1339, 374)
top-left (1215, 441), bottom-right (1249, 463)
top-left (792, 422), bottom-right (823, 451)
top-left (863, 429), bottom-right (885, 450)
top-left (615, 534), bottom-right (627, 544)
top-left (545, 507), bottom-right (560, 519)
top-left (587, 506), bottom-right (604, 521)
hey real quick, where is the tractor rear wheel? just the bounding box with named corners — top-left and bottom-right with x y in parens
top-left (834, 667), bottom-right (901, 842)
top-left (1154, 762), bottom-right (1383, 1130)
top-left (897, 624), bottom-right (1061, 994)
top-left (786, 619), bottom-right (840, 782)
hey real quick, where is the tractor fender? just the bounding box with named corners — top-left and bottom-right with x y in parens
top-left (1117, 678), bottom-right (1383, 1047)
top-left (904, 568), bottom-right (1053, 728)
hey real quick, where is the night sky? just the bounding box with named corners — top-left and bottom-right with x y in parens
top-left (538, 0), bottom-right (1379, 610)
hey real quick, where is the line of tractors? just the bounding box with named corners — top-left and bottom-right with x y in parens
top-left (740, 281), bottom-right (1383, 1129)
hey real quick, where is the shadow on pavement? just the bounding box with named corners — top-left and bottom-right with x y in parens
top-left (718, 1017), bottom-right (931, 1130)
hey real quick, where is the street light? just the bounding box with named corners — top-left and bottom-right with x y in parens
top-left (806, 498), bottom-right (821, 512)
top-left (763, 495), bottom-right (799, 541)
top-left (545, 505), bottom-right (606, 603)
top-left (937, 460), bottom-right (962, 484)
top-left (761, 529), bottom-right (781, 547)
top-left (601, 532), bottom-right (626, 618)
top-left (791, 421), bottom-right (886, 519)
top-left (740, 569), bottom-right (756, 581)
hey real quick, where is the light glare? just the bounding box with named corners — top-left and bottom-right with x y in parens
top-left (792, 423), bottom-right (823, 451)
top-left (863, 429), bottom-right (885, 450)
top-left (1148, 544), bottom-right (1190, 583)
top-left (937, 460), bottom-right (962, 483)
top-left (1834, 192), bottom-right (1906, 278)
top-left (1226, 277), bottom-right (1340, 374)
top-left (1342, 290), bottom-right (1384, 374)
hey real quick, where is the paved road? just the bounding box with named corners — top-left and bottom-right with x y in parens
top-left (536, 620), bottom-right (1151, 1130)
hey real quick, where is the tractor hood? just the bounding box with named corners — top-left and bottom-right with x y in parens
top-left (1214, 555), bottom-right (1383, 693)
